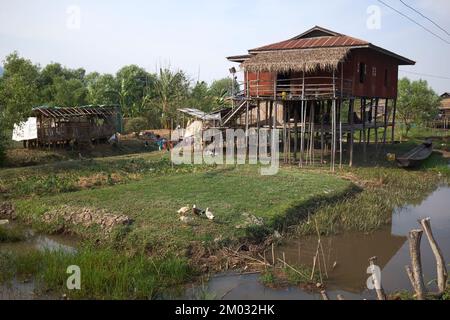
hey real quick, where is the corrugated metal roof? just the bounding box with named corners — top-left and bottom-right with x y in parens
top-left (32, 106), bottom-right (117, 118)
top-left (250, 35), bottom-right (369, 52)
top-left (178, 108), bottom-right (221, 121)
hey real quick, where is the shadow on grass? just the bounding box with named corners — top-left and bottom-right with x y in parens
top-left (244, 183), bottom-right (362, 242)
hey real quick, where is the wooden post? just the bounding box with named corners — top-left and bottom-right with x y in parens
top-left (320, 101), bottom-right (325, 164)
top-left (331, 69), bottom-right (337, 172)
top-left (321, 290), bottom-right (330, 301)
top-left (420, 218), bottom-right (448, 295)
top-left (408, 229), bottom-right (426, 300)
top-left (257, 101), bottom-right (261, 158)
top-left (383, 99), bottom-right (389, 146)
top-left (299, 69), bottom-right (306, 168)
top-left (361, 98), bottom-right (367, 162)
top-left (349, 99), bottom-right (354, 167)
top-left (369, 256), bottom-right (386, 300)
top-left (391, 98), bottom-right (397, 144)
top-left (374, 98), bottom-right (379, 149)
top-left (310, 102), bottom-right (315, 166)
top-left (294, 104), bottom-right (299, 161)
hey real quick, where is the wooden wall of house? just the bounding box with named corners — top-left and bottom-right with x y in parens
top-left (344, 48), bottom-right (399, 99)
top-left (244, 48), bottom-right (401, 99)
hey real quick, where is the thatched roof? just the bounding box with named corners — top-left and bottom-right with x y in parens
top-left (241, 47), bottom-right (351, 73)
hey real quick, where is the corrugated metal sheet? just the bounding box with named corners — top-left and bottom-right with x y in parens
top-left (251, 35), bottom-right (369, 52)
top-left (33, 106), bottom-right (117, 118)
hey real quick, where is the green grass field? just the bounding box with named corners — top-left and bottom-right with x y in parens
top-left (12, 165), bottom-right (352, 254)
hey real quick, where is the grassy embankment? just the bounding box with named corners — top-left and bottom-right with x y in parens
top-left (1, 150), bottom-right (352, 298)
top-left (0, 126), bottom-right (448, 299)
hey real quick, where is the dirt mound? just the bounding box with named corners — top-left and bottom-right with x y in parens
top-left (0, 202), bottom-right (16, 220)
top-left (42, 206), bottom-right (133, 234)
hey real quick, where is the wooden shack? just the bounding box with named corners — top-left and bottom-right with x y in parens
top-left (225, 26), bottom-right (415, 169)
top-left (31, 105), bottom-right (120, 148)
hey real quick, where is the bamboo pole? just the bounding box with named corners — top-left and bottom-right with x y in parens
top-left (420, 218), bottom-right (448, 295)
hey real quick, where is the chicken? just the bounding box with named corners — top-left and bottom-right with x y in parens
top-left (205, 208), bottom-right (214, 220)
top-left (177, 206), bottom-right (191, 215)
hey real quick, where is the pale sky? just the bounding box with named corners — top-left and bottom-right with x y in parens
top-left (1, 0), bottom-right (449, 93)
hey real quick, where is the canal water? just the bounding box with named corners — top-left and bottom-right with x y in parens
top-left (187, 186), bottom-right (450, 300)
top-left (0, 224), bottom-right (78, 300)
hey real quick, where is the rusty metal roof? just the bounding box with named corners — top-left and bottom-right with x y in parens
top-left (250, 35), bottom-right (369, 52)
top-left (33, 106), bottom-right (118, 118)
top-left (229, 26), bottom-right (415, 66)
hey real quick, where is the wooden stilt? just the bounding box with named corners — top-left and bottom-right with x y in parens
top-left (362, 98), bottom-right (367, 162)
top-left (383, 99), bottom-right (389, 146)
top-left (294, 104), bottom-right (299, 162)
top-left (391, 98), bottom-right (397, 144)
top-left (321, 101), bottom-right (325, 164)
top-left (349, 99), bottom-right (354, 167)
top-left (374, 98), bottom-right (379, 149)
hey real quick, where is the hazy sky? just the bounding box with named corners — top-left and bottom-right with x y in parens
top-left (1, 0), bottom-right (449, 93)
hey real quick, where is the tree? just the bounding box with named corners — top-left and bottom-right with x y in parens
top-left (0, 52), bottom-right (40, 129)
top-left (397, 78), bottom-right (440, 136)
top-left (153, 68), bottom-right (190, 129)
top-left (38, 63), bottom-right (88, 106)
top-left (52, 77), bottom-right (88, 107)
top-left (188, 81), bottom-right (214, 112)
top-left (115, 65), bottom-right (156, 117)
top-left (85, 72), bottom-right (118, 105)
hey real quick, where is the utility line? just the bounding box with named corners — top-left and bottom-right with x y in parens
top-left (399, 0), bottom-right (450, 37)
top-left (399, 69), bottom-right (450, 80)
top-left (377, 0), bottom-right (450, 45)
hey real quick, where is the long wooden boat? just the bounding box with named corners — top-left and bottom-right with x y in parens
top-left (396, 139), bottom-right (433, 168)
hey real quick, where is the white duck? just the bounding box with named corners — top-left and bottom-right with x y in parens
top-left (205, 208), bottom-right (215, 220)
top-left (177, 206), bottom-right (191, 215)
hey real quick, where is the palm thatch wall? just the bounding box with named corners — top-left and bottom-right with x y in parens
top-left (241, 47), bottom-right (350, 73)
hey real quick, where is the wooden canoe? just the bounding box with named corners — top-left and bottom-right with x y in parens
top-left (396, 139), bottom-right (433, 168)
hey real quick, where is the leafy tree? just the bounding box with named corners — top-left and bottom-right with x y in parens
top-left (39, 63), bottom-right (88, 106)
top-left (153, 68), bottom-right (190, 128)
top-left (115, 65), bottom-right (156, 117)
top-left (397, 78), bottom-right (440, 136)
top-left (0, 52), bottom-right (40, 129)
top-left (85, 72), bottom-right (118, 105)
top-left (52, 77), bottom-right (88, 107)
top-left (188, 81), bottom-right (214, 112)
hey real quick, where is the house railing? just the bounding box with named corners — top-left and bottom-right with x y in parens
top-left (235, 76), bottom-right (353, 100)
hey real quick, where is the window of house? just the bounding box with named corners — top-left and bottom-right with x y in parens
top-left (384, 69), bottom-right (389, 87)
top-left (359, 62), bottom-right (366, 83)
top-left (372, 67), bottom-right (377, 77)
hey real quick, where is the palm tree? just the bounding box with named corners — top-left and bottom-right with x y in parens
top-left (154, 68), bottom-right (189, 128)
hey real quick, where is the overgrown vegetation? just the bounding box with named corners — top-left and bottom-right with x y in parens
top-left (0, 247), bottom-right (192, 300)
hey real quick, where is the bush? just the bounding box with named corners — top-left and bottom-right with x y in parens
top-left (125, 117), bottom-right (148, 135)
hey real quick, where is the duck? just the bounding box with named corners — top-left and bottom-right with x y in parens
top-left (192, 205), bottom-right (204, 216)
top-left (177, 206), bottom-right (190, 215)
top-left (205, 208), bottom-right (215, 220)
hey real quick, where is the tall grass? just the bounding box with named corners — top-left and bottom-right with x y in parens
top-left (0, 246), bottom-right (192, 300)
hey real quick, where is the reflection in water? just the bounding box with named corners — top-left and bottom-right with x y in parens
top-left (192, 186), bottom-right (450, 300)
top-left (0, 224), bottom-right (78, 300)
